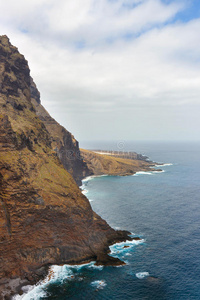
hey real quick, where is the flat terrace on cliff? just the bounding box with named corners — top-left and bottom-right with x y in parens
top-left (92, 150), bottom-right (149, 161)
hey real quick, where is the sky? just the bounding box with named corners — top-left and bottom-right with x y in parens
top-left (0, 0), bottom-right (200, 143)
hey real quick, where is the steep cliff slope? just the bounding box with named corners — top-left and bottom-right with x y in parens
top-left (30, 82), bottom-right (90, 185)
top-left (0, 36), bottom-right (131, 299)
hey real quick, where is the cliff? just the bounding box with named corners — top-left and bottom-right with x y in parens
top-left (0, 36), bottom-right (132, 299)
top-left (30, 82), bottom-right (90, 186)
top-left (81, 149), bottom-right (157, 176)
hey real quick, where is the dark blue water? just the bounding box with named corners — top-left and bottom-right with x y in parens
top-left (16, 141), bottom-right (200, 300)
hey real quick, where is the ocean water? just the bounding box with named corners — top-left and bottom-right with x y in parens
top-left (14, 141), bottom-right (200, 300)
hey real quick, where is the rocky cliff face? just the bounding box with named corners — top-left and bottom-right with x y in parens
top-left (30, 80), bottom-right (90, 186)
top-left (0, 36), bottom-right (131, 299)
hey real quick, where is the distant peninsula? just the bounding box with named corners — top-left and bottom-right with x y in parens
top-left (80, 149), bottom-right (159, 177)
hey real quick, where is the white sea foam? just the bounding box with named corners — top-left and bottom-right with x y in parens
top-left (12, 283), bottom-right (47, 300)
top-left (81, 189), bottom-right (88, 195)
top-left (69, 261), bottom-right (97, 270)
top-left (136, 272), bottom-right (150, 279)
top-left (88, 264), bottom-right (104, 270)
top-left (155, 163), bottom-right (173, 167)
top-left (109, 239), bottom-right (144, 256)
top-left (133, 171), bottom-right (153, 176)
top-left (91, 280), bottom-right (107, 289)
top-left (82, 176), bottom-right (95, 182)
top-left (81, 175), bottom-right (109, 194)
top-left (13, 262), bottom-right (101, 299)
top-left (13, 265), bottom-right (77, 299)
top-left (82, 175), bottom-right (108, 183)
top-left (81, 175), bottom-right (106, 194)
top-left (133, 170), bottom-right (165, 176)
top-left (130, 232), bottom-right (136, 236)
top-left (152, 170), bottom-right (165, 173)
top-left (13, 235), bottom-right (145, 299)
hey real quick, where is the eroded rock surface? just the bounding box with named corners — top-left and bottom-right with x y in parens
top-left (0, 35), bottom-right (131, 299)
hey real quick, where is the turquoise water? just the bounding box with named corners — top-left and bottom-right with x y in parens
top-left (15, 141), bottom-right (200, 300)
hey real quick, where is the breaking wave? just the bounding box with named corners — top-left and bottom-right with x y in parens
top-left (91, 280), bottom-right (107, 289)
top-left (12, 262), bottom-right (104, 300)
top-left (109, 238), bottom-right (145, 258)
top-left (133, 170), bottom-right (165, 176)
top-left (136, 272), bottom-right (150, 279)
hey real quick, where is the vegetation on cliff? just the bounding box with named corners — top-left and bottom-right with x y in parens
top-left (0, 35), bottom-right (131, 299)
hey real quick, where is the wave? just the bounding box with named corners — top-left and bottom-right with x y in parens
top-left (133, 171), bottom-right (153, 176)
top-left (136, 272), bottom-right (150, 279)
top-left (13, 265), bottom-right (76, 299)
top-left (82, 176), bottom-right (95, 183)
top-left (133, 170), bottom-right (165, 176)
top-left (12, 285), bottom-right (46, 300)
top-left (155, 163), bottom-right (173, 167)
top-left (81, 189), bottom-right (88, 195)
top-left (91, 280), bottom-right (107, 289)
top-left (82, 174), bottom-right (108, 183)
top-left (88, 264), bottom-right (104, 270)
top-left (109, 239), bottom-right (144, 257)
top-left (14, 239), bottom-right (146, 299)
top-left (12, 261), bottom-right (106, 299)
top-left (81, 175), bottom-right (108, 194)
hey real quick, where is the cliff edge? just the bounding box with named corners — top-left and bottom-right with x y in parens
top-left (0, 36), bottom-right (131, 299)
top-left (30, 82), bottom-right (90, 186)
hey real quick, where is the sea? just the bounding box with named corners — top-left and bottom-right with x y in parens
top-left (14, 141), bottom-right (200, 300)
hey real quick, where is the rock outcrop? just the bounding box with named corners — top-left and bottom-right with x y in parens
top-left (0, 35), bottom-right (131, 299)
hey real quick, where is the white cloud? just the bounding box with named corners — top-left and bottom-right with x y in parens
top-left (41, 0), bottom-right (184, 47)
top-left (0, 0), bottom-right (200, 140)
top-left (0, 0), bottom-right (184, 45)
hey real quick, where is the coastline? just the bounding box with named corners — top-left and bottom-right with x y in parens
top-left (12, 231), bottom-right (141, 299)
top-left (80, 148), bottom-right (162, 178)
top-left (13, 239), bottom-right (144, 299)
top-left (10, 150), bottom-right (162, 299)
top-left (79, 155), bottom-right (164, 191)
top-left (8, 151), bottom-right (162, 300)
top-left (13, 143), bottom-right (199, 300)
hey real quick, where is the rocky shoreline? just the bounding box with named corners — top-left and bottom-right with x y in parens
top-left (4, 230), bottom-right (137, 299)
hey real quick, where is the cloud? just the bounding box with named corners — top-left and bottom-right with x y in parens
top-left (0, 0), bottom-right (184, 45)
top-left (0, 0), bottom-right (199, 140)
